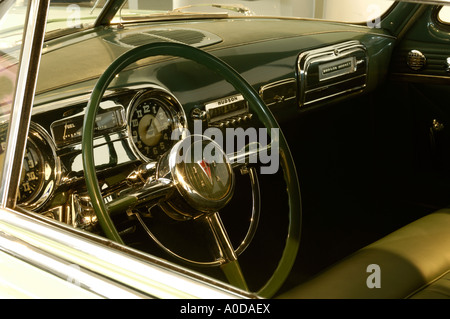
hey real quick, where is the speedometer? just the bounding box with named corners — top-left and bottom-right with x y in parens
top-left (18, 139), bottom-right (44, 204)
top-left (0, 123), bottom-right (59, 210)
top-left (128, 89), bottom-right (186, 161)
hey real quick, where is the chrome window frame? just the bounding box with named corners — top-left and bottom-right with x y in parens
top-left (0, 0), bottom-right (50, 209)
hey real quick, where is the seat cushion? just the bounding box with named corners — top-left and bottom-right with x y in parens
top-left (280, 209), bottom-right (450, 299)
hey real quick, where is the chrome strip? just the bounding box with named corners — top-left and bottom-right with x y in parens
top-left (398, 0), bottom-right (447, 5)
top-left (0, 229), bottom-right (148, 298)
top-left (303, 74), bottom-right (367, 106)
top-left (297, 40), bottom-right (368, 107)
top-left (390, 72), bottom-right (450, 83)
top-left (0, 0), bottom-right (50, 208)
top-left (259, 78), bottom-right (297, 107)
top-left (0, 206), bottom-right (254, 298)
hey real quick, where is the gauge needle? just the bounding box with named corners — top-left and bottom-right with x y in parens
top-left (146, 119), bottom-right (154, 138)
top-left (63, 123), bottom-right (68, 140)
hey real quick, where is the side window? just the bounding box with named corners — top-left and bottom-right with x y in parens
top-left (438, 6), bottom-right (450, 24)
top-left (319, 0), bottom-right (395, 23)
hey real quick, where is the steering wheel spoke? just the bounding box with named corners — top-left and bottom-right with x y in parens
top-left (228, 142), bottom-right (273, 170)
top-left (106, 178), bottom-right (174, 217)
top-left (204, 212), bottom-right (237, 263)
top-left (202, 212), bottom-right (249, 291)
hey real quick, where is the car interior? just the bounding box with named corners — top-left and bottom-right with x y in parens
top-left (5, 0), bottom-right (450, 298)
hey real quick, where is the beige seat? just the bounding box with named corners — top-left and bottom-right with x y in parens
top-left (280, 209), bottom-right (450, 299)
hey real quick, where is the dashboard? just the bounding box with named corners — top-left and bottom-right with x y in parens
top-left (15, 87), bottom-right (184, 225)
top-left (11, 25), bottom-right (394, 232)
top-left (18, 83), bottom-right (264, 230)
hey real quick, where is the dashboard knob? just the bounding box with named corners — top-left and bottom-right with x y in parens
top-left (407, 50), bottom-right (426, 71)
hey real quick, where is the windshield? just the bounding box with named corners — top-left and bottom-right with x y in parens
top-left (0, 1), bottom-right (108, 50)
top-left (114, 0), bottom-right (396, 24)
top-left (0, 0), bottom-right (32, 206)
top-left (46, 0), bottom-right (107, 33)
top-left (0, 1), bottom-right (398, 47)
top-left (0, 0), bottom-right (26, 115)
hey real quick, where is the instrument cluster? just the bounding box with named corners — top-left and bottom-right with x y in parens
top-left (11, 87), bottom-right (187, 211)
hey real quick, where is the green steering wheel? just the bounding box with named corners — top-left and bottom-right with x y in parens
top-left (82, 42), bottom-right (301, 298)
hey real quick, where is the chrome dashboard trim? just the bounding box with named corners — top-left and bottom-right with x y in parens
top-left (204, 93), bottom-right (249, 124)
top-left (390, 72), bottom-right (450, 84)
top-left (50, 101), bottom-right (126, 149)
top-left (406, 49), bottom-right (427, 71)
top-left (297, 40), bottom-right (368, 107)
top-left (259, 78), bottom-right (297, 107)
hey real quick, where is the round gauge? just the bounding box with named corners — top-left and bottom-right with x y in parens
top-left (128, 89), bottom-right (186, 161)
top-left (0, 122), bottom-right (59, 210)
top-left (18, 139), bottom-right (45, 204)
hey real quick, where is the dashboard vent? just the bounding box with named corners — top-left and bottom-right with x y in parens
top-left (107, 28), bottom-right (222, 48)
top-left (297, 41), bottom-right (368, 107)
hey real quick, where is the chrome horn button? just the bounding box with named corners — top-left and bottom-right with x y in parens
top-left (159, 136), bottom-right (235, 217)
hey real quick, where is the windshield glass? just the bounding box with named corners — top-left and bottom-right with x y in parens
top-left (0, 1), bottom-right (108, 47)
top-left (46, 0), bottom-right (107, 35)
top-left (0, 1), bottom-right (398, 46)
top-left (0, 0), bottom-right (26, 116)
top-left (0, 0), bottom-right (29, 197)
top-left (115, 0), bottom-right (396, 24)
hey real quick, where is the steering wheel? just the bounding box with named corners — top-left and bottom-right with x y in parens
top-left (82, 42), bottom-right (301, 298)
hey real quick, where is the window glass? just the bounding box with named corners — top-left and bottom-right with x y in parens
top-left (46, 1), bottom-right (107, 33)
top-left (0, 0), bottom-right (28, 189)
top-left (0, 0), bottom-right (26, 117)
top-left (320, 0), bottom-right (395, 23)
top-left (438, 5), bottom-right (450, 23)
top-left (117, 0), bottom-right (395, 24)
